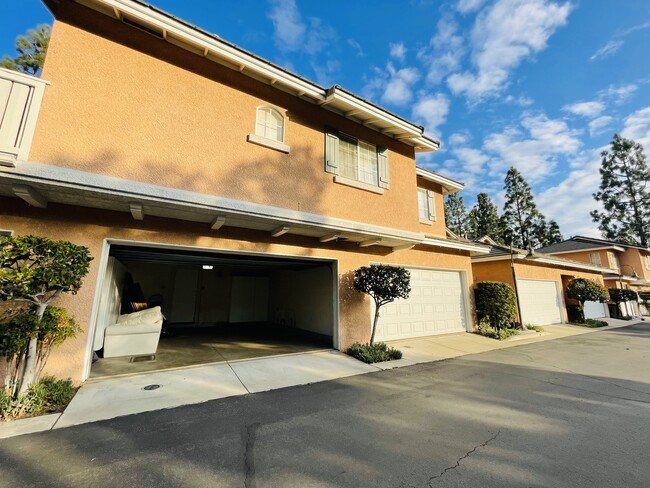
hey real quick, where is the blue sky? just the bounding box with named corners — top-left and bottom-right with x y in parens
top-left (2, 0), bottom-right (650, 237)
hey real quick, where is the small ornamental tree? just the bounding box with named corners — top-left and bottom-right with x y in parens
top-left (474, 281), bottom-right (517, 330)
top-left (608, 288), bottom-right (638, 317)
top-left (566, 278), bottom-right (609, 323)
top-left (0, 235), bottom-right (92, 396)
top-left (353, 265), bottom-right (410, 346)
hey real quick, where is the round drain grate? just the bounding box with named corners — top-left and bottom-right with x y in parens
top-left (143, 384), bottom-right (161, 391)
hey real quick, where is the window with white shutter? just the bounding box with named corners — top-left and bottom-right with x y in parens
top-left (418, 188), bottom-right (436, 223)
top-left (324, 129), bottom-right (388, 190)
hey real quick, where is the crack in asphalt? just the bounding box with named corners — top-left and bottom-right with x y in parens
top-left (243, 422), bottom-right (260, 488)
top-left (427, 430), bottom-right (501, 486)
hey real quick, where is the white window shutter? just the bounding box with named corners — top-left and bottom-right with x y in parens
top-left (325, 130), bottom-right (340, 174)
top-left (377, 147), bottom-right (389, 189)
top-left (427, 190), bottom-right (436, 221)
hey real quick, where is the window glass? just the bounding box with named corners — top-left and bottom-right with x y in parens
top-left (608, 252), bottom-right (619, 268)
top-left (338, 134), bottom-right (359, 180)
top-left (589, 252), bottom-right (602, 266)
top-left (255, 107), bottom-right (284, 142)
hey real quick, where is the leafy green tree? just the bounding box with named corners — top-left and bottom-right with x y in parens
top-left (546, 220), bottom-right (563, 245)
top-left (591, 134), bottom-right (650, 247)
top-left (468, 192), bottom-right (501, 241)
top-left (353, 265), bottom-right (411, 345)
top-left (444, 193), bottom-right (469, 238)
top-left (1, 25), bottom-right (50, 75)
top-left (566, 278), bottom-right (609, 323)
top-left (0, 235), bottom-right (92, 396)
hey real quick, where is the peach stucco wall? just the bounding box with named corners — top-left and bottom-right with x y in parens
top-left (472, 259), bottom-right (605, 289)
top-left (28, 2), bottom-right (438, 237)
top-left (1, 198), bottom-right (474, 383)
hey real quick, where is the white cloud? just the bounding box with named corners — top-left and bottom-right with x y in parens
top-left (412, 93), bottom-right (450, 137)
top-left (347, 38), bottom-right (364, 57)
top-left (484, 113), bottom-right (582, 182)
top-left (599, 83), bottom-right (638, 104)
top-left (589, 39), bottom-right (624, 61)
top-left (562, 100), bottom-right (605, 118)
top-left (418, 19), bottom-right (466, 84)
top-left (622, 106), bottom-right (650, 150)
top-left (456, 0), bottom-right (486, 13)
top-left (588, 116), bottom-right (613, 137)
top-left (448, 0), bottom-right (572, 101)
top-left (310, 59), bottom-right (340, 86)
top-left (303, 18), bottom-right (336, 56)
top-left (504, 95), bottom-right (534, 106)
top-left (536, 154), bottom-right (603, 237)
top-left (381, 65), bottom-right (420, 106)
top-left (268, 0), bottom-right (306, 52)
top-left (389, 42), bottom-right (407, 62)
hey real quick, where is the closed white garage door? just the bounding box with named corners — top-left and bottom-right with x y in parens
top-left (584, 301), bottom-right (608, 319)
top-left (517, 279), bottom-right (563, 326)
top-left (374, 268), bottom-right (467, 341)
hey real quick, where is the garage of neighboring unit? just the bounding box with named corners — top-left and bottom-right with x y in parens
top-left (374, 267), bottom-right (469, 341)
top-left (88, 242), bottom-right (337, 379)
top-left (517, 279), bottom-right (564, 326)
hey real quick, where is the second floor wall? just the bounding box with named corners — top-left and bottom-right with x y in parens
top-left (26, 1), bottom-right (444, 236)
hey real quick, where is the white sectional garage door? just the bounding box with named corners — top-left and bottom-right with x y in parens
top-left (374, 268), bottom-right (467, 341)
top-left (517, 279), bottom-right (563, 326)
top-left (584, 301), bottom-right (608, 319)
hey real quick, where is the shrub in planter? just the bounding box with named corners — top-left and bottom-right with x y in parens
top-left (566, 278), bottom-right (609, 323)
top-left (347, 342), bottom-right (402, 364)
top-left (474, 281), bottom-right (517, 330)
top-left (0, 375), bottom-right (75, 421)
top-left (477, 321), bottom-right (519, 340)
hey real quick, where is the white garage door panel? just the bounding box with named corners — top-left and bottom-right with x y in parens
top-left (584, 301), bottom-right (608, 319)
top-left (375, 268), bottom-right (467, 341)
top-left (517, 279), bottom-right (563, 326)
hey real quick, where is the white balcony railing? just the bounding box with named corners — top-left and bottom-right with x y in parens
top-left (0, 68), bottom-right (48, 167)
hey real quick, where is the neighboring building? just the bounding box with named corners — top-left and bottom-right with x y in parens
top-left (472, 239), bottom-right (611, 325)
top-left (0, 0), bottom-right (488, 383)
top-left (538, 236), bottom-right (650, 315)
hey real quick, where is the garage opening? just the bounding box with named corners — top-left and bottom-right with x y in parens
top-left (89, 244), bottom-right (336, 378)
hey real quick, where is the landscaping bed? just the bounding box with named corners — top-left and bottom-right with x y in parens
top-left (0, 376), bottom-right (76, 422)
top-left (347, 342), bottom-right (402, 364)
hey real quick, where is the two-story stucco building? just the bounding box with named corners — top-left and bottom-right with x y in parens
top-left (0, 0), bottom-right (488, 383)
top-left (538, 236), bottom-right (650, 315)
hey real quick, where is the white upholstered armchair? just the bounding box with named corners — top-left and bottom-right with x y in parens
top-left (103, 306), bottom-right (164, 358)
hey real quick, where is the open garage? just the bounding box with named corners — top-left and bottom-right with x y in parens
top-left (89, 243), bottom-right (337, 378)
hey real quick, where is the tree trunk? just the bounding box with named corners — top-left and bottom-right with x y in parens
top-left (17, 302), bottom-right (47, 395)
top-left (370, 302), bottom-right (381, 346)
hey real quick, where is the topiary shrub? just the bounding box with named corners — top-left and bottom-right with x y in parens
top-left (477, 321), bottom-right (519, 340)
top-left (347, 342), bottom-right (402, 364)
top-left (608, 288), bottom-right (638, 318)
top-left (474, 281), bottom-right (517, 330)
top-left (353, 264), bottom-right (410, 345)
top-left (566, 278), bottom-right (609, 323)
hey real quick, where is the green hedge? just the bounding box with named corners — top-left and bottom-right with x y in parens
top-left (474, 281), bottom-right (518, 330)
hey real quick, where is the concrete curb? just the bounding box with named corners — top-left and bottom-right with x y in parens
top-left (0, 413), bottom-right (61, 439)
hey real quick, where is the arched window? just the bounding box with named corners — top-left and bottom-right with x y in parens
top-left (255, 106), bottom-right (285, 143)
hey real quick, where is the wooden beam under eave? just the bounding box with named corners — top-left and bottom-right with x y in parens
top-left (358, 238), bottom-right (381, 248)
top-left (271, 225), bottom-right (291, 237)
top-left (392, 244), bottom-right (415, 252)
top-left (12, 185), bottom-right (47, 208)
top-left (319, 233), bottom-right (341, 243)
top-left (210, 216), bottom-right (226, 230)
top-left (129, 202), bottom-right (144, 221)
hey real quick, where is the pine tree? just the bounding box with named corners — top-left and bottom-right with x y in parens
top-left (444, 193), bottom-right (469, 238)
top-left (546, 219), bottom-right (563, 245)
top-left (1, 25), bottom-right (51, 76)
top-left (501, 167), bottom-right (542, 248)
top-left (591, 134), bottom-right (650, 247)
top-left (468, 192), bottom-right (501, 240)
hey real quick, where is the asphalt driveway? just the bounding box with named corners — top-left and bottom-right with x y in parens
top-left (1, 322), bottom-right (649, 487)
